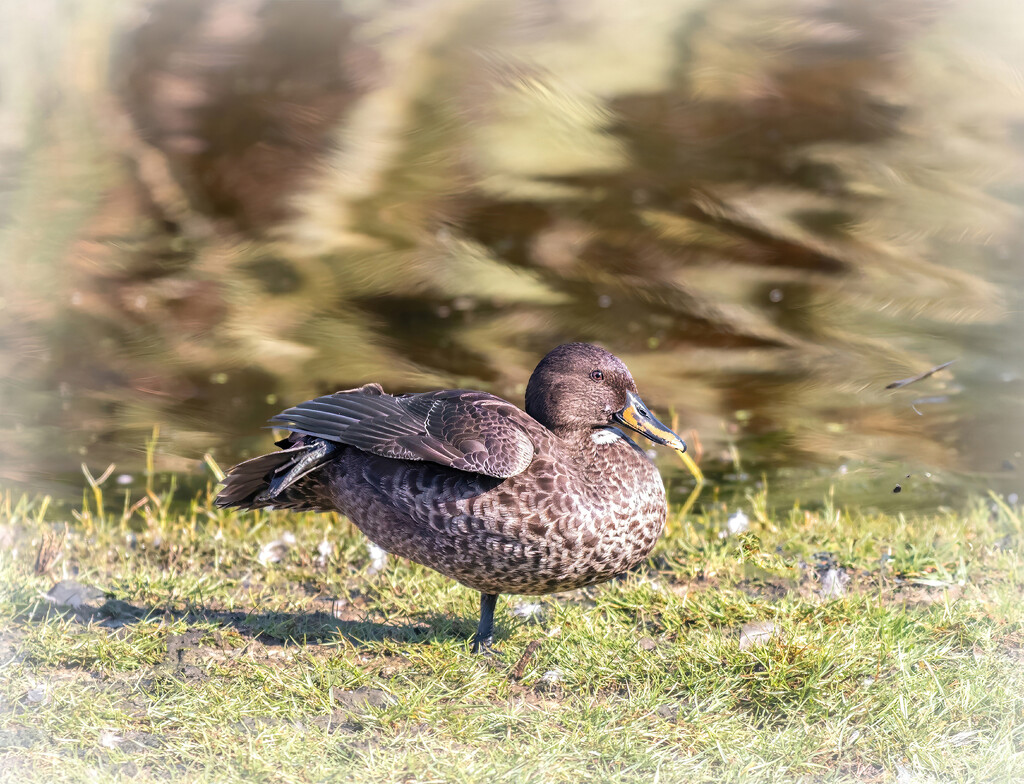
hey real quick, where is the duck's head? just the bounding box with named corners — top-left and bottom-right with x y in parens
top-left (525, 343), bottom-right (686, 452)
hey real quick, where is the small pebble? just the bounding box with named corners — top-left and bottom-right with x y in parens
top-left (314, 538), bottom-right (333, 568)
top-left (655, 704), bottom-right (677, 720)
top-left (511, 602), bottom-right (543, 621)
top-left (258, 538), bottom-right (291, 566)
top-left (45, 580), bottom-right (105, 611)
top-left (366, 543), bottom-right (389, 576)
top-left (727, 510), bottom-right (750, 536)
top-left (739, 621), bottom-right (780, 650)
top-left (819, 567), bottom-right (850, 600)
top-left (99, 730), bottom-right (124, 748)
top-left (539, 669), bottom-right (562, 686)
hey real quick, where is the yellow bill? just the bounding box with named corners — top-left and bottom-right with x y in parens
top-left (614, 391), bottom-right (687, 452)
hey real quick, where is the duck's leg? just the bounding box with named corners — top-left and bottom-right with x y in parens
top-left (471, 593), bottom-right (499, 655)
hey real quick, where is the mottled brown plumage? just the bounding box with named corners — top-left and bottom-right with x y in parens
top-left (216, 343), bottom-right (686, 652)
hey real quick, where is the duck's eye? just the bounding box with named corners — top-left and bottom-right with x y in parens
top-left (590, 369), bottom-right (604, 382)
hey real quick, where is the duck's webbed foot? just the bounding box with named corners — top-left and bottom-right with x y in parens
top-left (471, 593), bottom-right (499, 655)
top-left (471, 635), bottom-right (495, 656)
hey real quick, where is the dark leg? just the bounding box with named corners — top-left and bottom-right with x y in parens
top-left (472, 593), bottom-right (499, 654)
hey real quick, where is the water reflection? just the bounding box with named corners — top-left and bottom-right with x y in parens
top-left (0, 0), bottom-right (1021, 509)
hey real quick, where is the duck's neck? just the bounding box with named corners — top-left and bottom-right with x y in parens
top-left (550, 424), bottom-right (595, 450)
top-left (559, 425), bottom-right (646, 464)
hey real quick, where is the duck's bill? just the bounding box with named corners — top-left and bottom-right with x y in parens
top-left (614, 391), bottom-right (687, 452)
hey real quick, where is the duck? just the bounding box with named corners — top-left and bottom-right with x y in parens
top-left (215, 343), bottom-right (686, 653)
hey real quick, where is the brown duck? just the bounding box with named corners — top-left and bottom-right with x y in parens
top-left (216, 343), bottom-right (686, 652)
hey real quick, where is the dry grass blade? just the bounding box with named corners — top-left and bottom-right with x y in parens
top-left (33, 522), bottom-right (67, 576)
top-left (510, 639), bottom-right (543, 680)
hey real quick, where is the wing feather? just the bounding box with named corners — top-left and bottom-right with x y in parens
top-left (269, 388), bottom-right (535, 478)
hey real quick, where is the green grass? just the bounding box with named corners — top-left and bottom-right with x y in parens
top-left (0, 478), bottom-right (1022, 783)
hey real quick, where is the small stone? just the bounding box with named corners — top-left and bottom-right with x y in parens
top-left (44, 580), bottom-right (105, 611)
top-left (332, 687), bottom-right (395, 711)
top-left (726, 510), bottom-right (750, 536)
top-left (739, 621), bottom-right (780, 650)
top-left (366, 542), bottom-right (389, 576)
top-left (511, 602), bottom-right (543, 621)
top-left (315, 538), bottom-right (333, 568)
top-left (539, 669), bottom-right (562, 687)
top-left (655, 704), bottom-right (677, 719)
top-left (819, 567), bottom-right (850, 600)
top-left (258, 534), bottom-right (295, 566)
top-left (98, 730), bottom-right (124, 748)
top-left (258, 542), bottom-right (287, 565)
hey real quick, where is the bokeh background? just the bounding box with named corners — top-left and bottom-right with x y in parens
top-left (1, 0), bottom-right (1022, 508)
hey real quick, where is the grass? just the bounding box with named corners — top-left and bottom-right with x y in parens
top-left (0, 472), bottom-right (1022, 783)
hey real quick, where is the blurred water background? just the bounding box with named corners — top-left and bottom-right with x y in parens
top-left (1, 0), bottom-right (1022, 511)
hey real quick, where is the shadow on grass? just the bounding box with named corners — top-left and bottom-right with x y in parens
top-left (34, 579), bottom-right (477, 649)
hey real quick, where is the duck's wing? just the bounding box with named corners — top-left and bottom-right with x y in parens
top-left (268, 388), bottom-right (536, 478)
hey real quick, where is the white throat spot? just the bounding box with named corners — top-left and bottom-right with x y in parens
top-left (591, 428), bottom-right (623, 445)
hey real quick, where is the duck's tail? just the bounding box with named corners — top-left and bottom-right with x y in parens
top-left (214, 437), bottom-right (337, 511)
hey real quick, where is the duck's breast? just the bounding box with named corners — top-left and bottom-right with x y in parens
top-left (559, 431), bottom-right (667, 586)
top-left (452, 430), bottom-right (667, 593)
